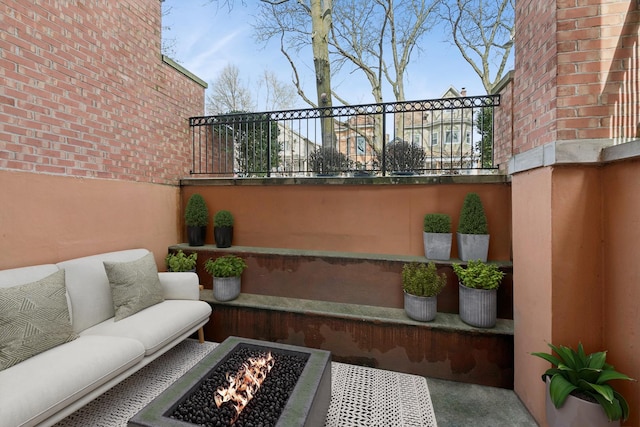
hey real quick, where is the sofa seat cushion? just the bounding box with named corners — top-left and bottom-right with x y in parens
top-left (0, 335), bottom-right (144, 427)
top-left (81, 300), bottom-right (212, 356)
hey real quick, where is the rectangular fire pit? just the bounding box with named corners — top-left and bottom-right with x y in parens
top-left (129, 336), bottom-right (332, 427)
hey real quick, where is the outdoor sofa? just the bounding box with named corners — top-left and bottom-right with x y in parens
top-left (0, 248), bottom-right (212, 427)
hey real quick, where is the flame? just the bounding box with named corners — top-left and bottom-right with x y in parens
top-left (214, 352), bottom-right (275, 424)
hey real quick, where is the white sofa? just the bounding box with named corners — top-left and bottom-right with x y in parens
top-left (0, 249), bottom-right (212, 427)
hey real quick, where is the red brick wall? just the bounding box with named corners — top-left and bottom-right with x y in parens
top-left (493, 73), bottom-right (514, 170)
top-left (0, 0), bottom-right (205, 185)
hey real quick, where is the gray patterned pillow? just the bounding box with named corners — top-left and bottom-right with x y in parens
top-left (0, 269), bottom-right (77, 370)
top-left (104, 252), bottom-right (164, 321)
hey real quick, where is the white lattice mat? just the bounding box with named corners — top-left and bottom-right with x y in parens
top-left (55, 339), bottom-right (437, 427)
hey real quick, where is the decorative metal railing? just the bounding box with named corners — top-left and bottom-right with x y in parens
top-left (189, 95), bottom-right (500, 177)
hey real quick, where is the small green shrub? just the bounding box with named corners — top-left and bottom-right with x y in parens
top-left (423, 213), bottom-right (451, 233)
top-left (453, 260), bottom-right (504, 290)
top-left (532, 342), bottom-right (634, 422)
top-left (402, 262), bottom-right (447, 297)
top-left (309, 147), bottom-right (350, 175)
top-left (457, 192), bottom-right (488, 234)
top-left (204, 255), bottom-right (247, 278)
top-left (184, 194), bottom-right (209, 227)
top-left (214, 210), bottom-right (234, 227)
top-left (165, 250), bottom-right (197, 272)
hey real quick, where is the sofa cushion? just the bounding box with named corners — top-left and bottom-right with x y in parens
top-left (0, 335), bottom-right (145, 427)
top-left (0, 269), bottom-right (77, 371)
top-left (104, 252), bottom-right (164, 321)
top-left (56, 249), bottom-right (150, 333)
top-left (81, 299), bottom-right (212, 356)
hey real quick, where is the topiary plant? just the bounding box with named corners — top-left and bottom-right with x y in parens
top-left (184, 194), bottom-right (209, 227)
top-left (457, 192), bottom-right (488, 234)
top-left (423, 213), bottom-right (451, 233)
top-left (309, 147), bottom-right (350, 175)
top-left (402, 262), bottom-right (447, 297)
top-left (452, 260), bottom-right (504, 290)
top-left (204, 255), bottom-right (247, 278)
top-left (214, 210), bottom-right (234, 227)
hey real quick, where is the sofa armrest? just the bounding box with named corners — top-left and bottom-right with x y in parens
top-left (158, 272), bottom-right (201, 300)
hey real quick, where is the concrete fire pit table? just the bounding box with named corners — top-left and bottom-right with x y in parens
top-left (128, 336), bottom-right (332, 427)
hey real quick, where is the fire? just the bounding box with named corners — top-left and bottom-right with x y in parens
top-left (214, 352), bottom-right (275, 424)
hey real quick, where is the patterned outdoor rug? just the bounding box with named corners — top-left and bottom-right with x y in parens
top-left (55, 339), bottom-right (437, 427)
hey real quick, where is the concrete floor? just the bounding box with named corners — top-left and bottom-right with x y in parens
top-left (427, 377), bottom-right (539, 426)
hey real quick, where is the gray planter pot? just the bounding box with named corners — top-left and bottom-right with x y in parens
top-left (545, 378), bottom-right (619, 427)
top-left (213, 276), bottom-right (241, 301)
top-left (423, 232), bottom-right (452, 260)
top-left (403, 292), bottom-right (437, 322)
top-left (456, 232), bottom-right (490, 262)
top-left (458, 283), bottom-right (496, 328)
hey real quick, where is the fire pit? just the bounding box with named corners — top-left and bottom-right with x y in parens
top-left (128, 337), bottom-right (332, 427)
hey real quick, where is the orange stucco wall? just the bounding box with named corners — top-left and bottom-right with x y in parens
top-left (181, 181), bottom-right (512, 260)
top-left (0, 170), bottom-right (180, 269)
top-left (514, 161), bottom-right (640, 427)
top-left (602, 158), bottom-right (640, 427)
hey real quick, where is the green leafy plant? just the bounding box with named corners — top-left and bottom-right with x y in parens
top-left (204, 255), bottom-right (247, 278)
top-left (309, 146), bottom-right (350, 175)
top-left (402, 262), bottom-right (447, 297)
top-left (457, 192), bottom-right (488, 234)
top-left (532, 342), bottom-right (634, 422)
top-left (423, 213), bottom-right (451, 233)
top-left (452, 260), bottom-right (504, 290)
top-left (184, 194), bottom-right (209, 227)
top-left (165, 250), bottom-right (197, 272)
top-left (374, 139), bottom-right (426, 173)
top-left (214, 210), bottom-right (234, 227)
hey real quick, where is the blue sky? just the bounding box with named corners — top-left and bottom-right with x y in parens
top-left (162, 0), bottom-right (504, 110)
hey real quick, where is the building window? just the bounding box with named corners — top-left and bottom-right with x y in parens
top-left (466, 131), bottom-right (471, 144)
top-left (412, 132), bottom-right (421, 144)
top-left (445, 130), bottom-right (459, 144)
top-left (431, 132), bottom-right (439, 145)
top-left (356, 136), bottom-right (366, 155)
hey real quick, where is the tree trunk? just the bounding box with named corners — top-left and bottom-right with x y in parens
top-left (310, 0), bottom-right (335, 149)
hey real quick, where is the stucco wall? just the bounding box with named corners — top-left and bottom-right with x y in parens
top-left (181, 180), bottom-right (513, 260)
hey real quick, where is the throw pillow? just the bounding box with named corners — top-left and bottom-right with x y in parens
top-left (0, 269), bottom-right (77, 371)
top-left (104, 252), bottom-right (164, 321)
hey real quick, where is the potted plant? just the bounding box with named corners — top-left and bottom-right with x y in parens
top-left (165, 250), bottom-right (197, 272)
top-left (204, 255), bottom-right (247, 301)
top-left (375, 139), bottom-right (426, 175)
top-left (423, 213), bottom-right (452, 260)
top-left (185, 193), bottom-right (209, 246)
top-left (532, 342), bottom-right (634, 427)
top-left (402, 261), bottom-right (447, 322)
top-left (309, 146), bottom-right (350, 176)
top-left (456, 192), bottom-right (490, 261)
top-left (213, 210), bottom-right (234, 248)
top-left (452, 260), bottom-right (504, 328)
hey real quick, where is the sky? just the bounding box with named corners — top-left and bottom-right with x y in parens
top-left (161, 0), bottom-right (507, 112)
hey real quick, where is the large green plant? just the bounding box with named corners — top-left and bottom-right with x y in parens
top-left (532, 342), bottom-right (634, 422)
top-left (205, 255), bottom-right (247, 278)
top-left (452, 260), bottom-right (504, 290)
top-left (457, 192), bottom-right (488, 234)
top-left (309, 147), bottom-right (350, 175)
top-left (423, 213), bottom-right (451, 233)
top-left (184, 194), bottom-right (209, 227)
top-left (402, 262), bottom-right (447, 297)
top-left (165, 250), bottom-right (197, 272)
top-left (214, 210), bottom-right (234, 227)
top-left (375, 139), bottom-right (426, 173)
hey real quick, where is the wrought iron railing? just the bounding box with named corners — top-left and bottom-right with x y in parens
top-left (189, 95), bottom-right (500, 177)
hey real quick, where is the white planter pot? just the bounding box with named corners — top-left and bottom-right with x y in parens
top-left (423, 232), bottom-right (452, 260)
top-left (546, 378), bottom-right (620, 427)
top-left (458, 283), bottom-right (496, 328)
top-left (403, 292), bottom-right (437, 322)
top-left (213, 276), bottom-right (241, 301)
top-left (457, 232), bottom-right (489, 262)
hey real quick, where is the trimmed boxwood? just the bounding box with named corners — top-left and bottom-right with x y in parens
top-left (214, 210), bottom-right (234, 227)
top-left (423, 213), bottom-right (451, 233)
top-left (457, 192), bottom-right (488, 234)
top-left (185, 194), bottom-right (209, 227)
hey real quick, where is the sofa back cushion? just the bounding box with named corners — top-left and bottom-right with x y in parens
top-left (56, 249), bottom-right (150, 333)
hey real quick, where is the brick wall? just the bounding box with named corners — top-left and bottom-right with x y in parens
top-left (0, 0), bottom-right (205, 185)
